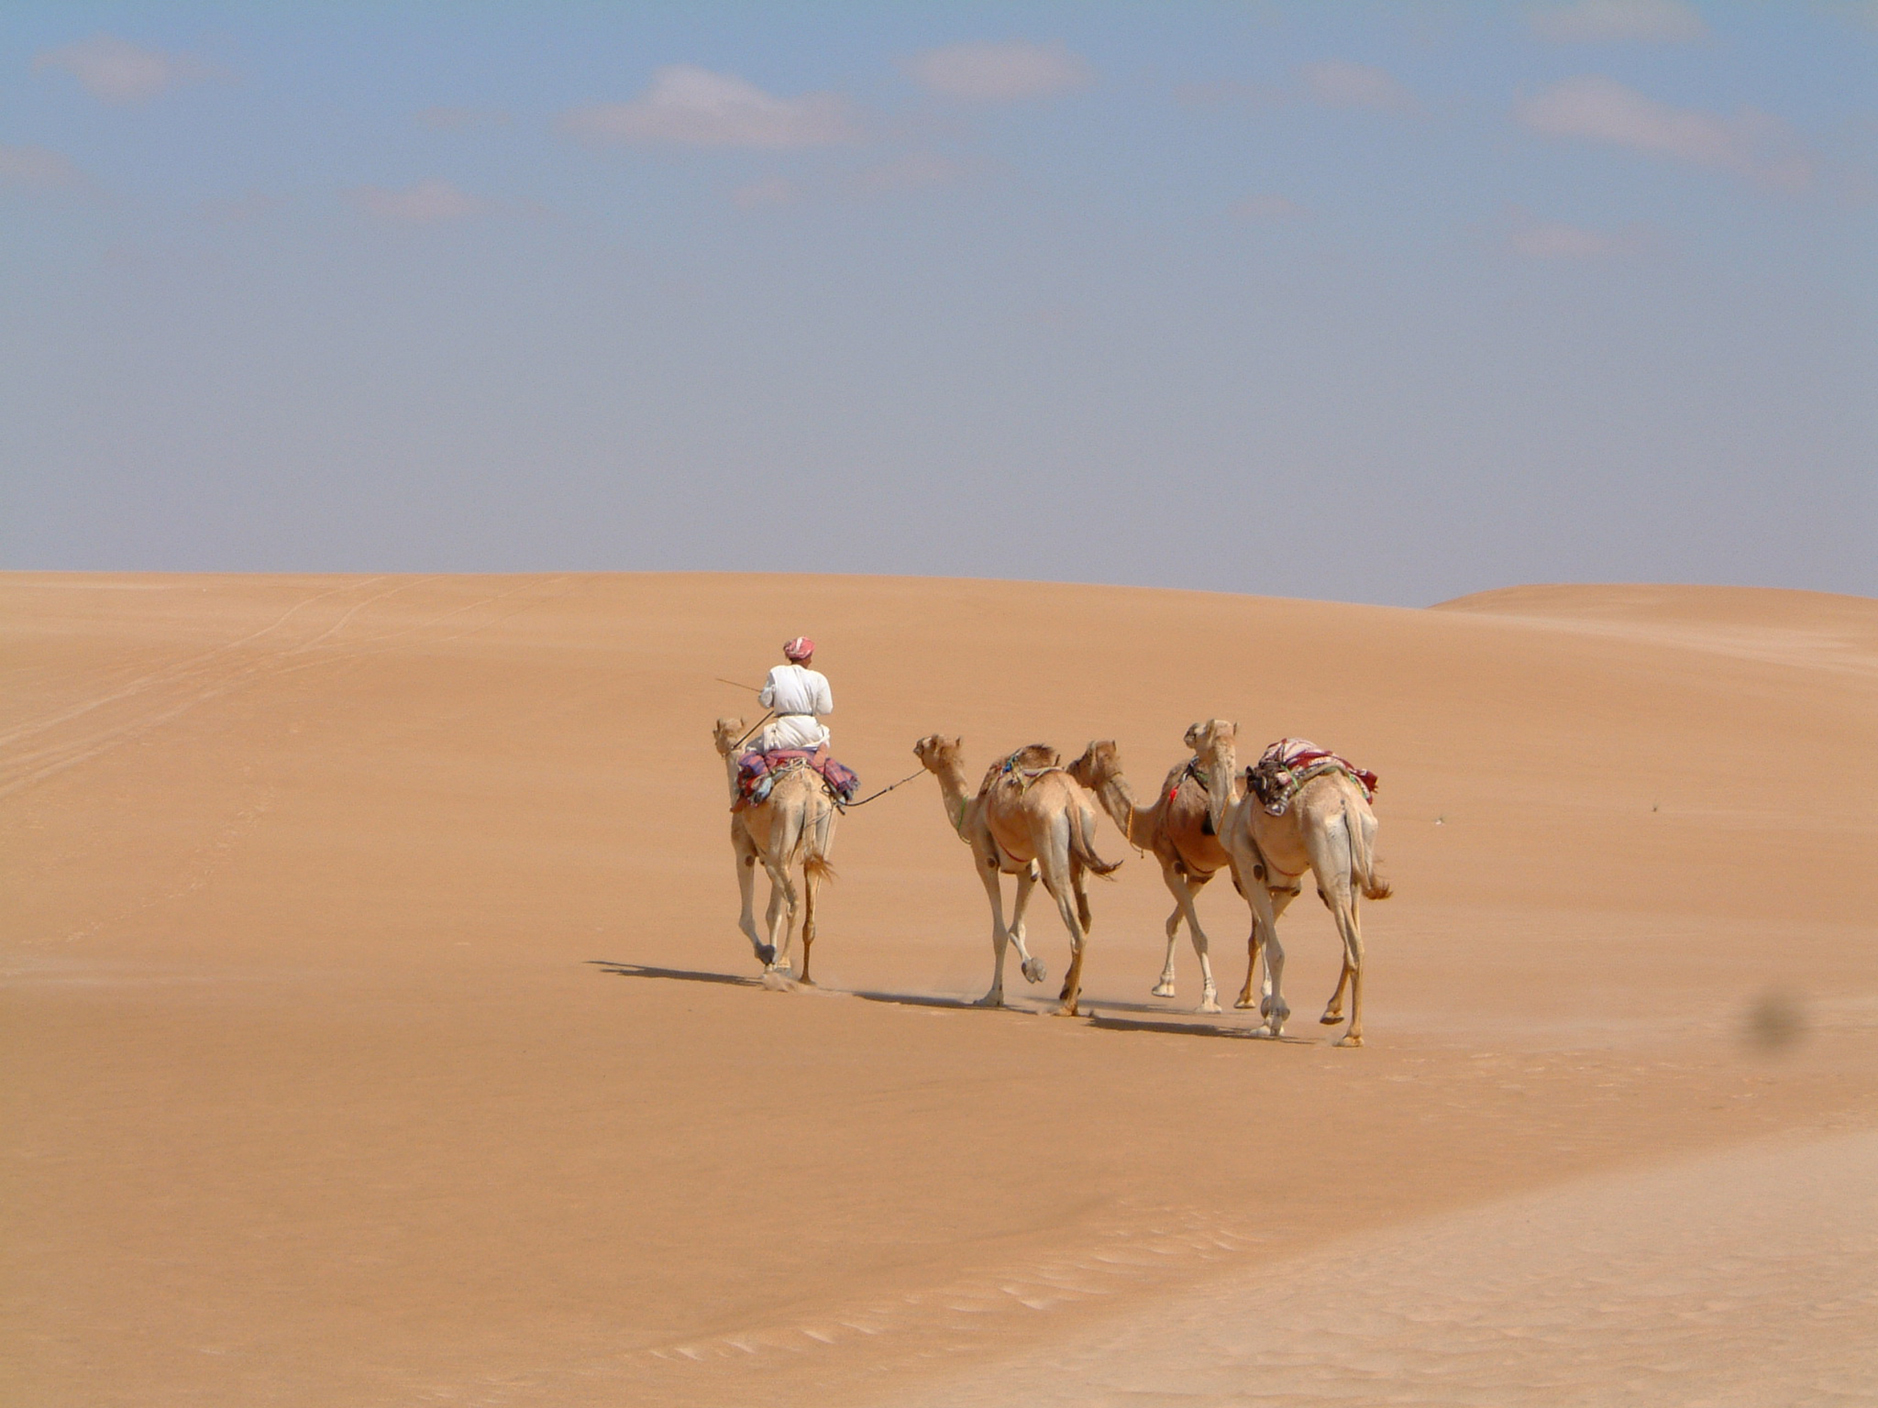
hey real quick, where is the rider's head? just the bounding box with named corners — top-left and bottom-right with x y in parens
top-left (782, 636), bottom-right (815, 665)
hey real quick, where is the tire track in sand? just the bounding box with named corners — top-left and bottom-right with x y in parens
top-left (0, 576), bottom-right (564, 800)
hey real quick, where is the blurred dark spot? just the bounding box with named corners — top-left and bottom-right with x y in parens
top-left (1744, 989), bottom-right (1806, 1053)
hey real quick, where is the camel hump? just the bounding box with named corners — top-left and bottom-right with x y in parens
top-left (978, 744), bottom-right (1061, 795)
top-left (1159, 757), bottom-right (1198, 798)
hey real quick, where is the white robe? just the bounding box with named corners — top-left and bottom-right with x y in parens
top-left (756, 664), bottom-right (833, 752)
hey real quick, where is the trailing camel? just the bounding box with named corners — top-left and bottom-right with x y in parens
top-left (1066, 722), bottom-right (1239, 1014)
top-left (913, 735), bottom-right (1121, 1014)
top-left (713, 717), bottom-right (838, 982)
top-left (1188, 720), bottom-right (1391, 1046)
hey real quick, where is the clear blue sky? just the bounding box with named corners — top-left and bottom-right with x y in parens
top-left (3, 2), bottom-right (1872, 604)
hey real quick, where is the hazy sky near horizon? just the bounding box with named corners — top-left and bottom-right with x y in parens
top-left (3, 2), bottom-right (1873, 606)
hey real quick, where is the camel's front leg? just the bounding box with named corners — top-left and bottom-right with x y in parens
top-left (763, 862), bottom-right (797, 974)
top-left (1230, 880), bottom-right (1287, 1034)
top-left (974, 852), bottom-right (1013, 1006)
top-left (1257, 886), bottom-right (1299, 1035)
top-left (1152, 860), bottom-right (1183, 999)
top-left (733, 830), bottom-right (773, 967)
top-left (1161, 865), bottom-right (1219, 1013)
top-left (1007, 866), bottom-right (1047, 986)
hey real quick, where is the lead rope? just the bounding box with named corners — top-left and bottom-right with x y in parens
top-left (836, 767), bottom-right (926, 811)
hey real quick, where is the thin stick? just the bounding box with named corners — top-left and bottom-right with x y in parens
top-left (716, 677), bottom-right (760, 692)
top-left (733, 712), bottom-right (774, 750)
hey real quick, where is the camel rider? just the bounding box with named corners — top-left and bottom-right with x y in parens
top-left (756, 637), bottom-right (833, 753)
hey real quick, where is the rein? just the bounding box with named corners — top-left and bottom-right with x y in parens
top-left (837, 767), bottom-right (926, 810)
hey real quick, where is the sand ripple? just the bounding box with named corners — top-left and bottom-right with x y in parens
top-left (900, 1129), bottom-right (1878, 1406)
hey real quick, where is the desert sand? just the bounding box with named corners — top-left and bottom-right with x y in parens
top-left (3, 571), bottom-right (1875, 1406)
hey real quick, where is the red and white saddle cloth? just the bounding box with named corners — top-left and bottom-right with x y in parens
top-left (1246, 738), bottom-right (1378, 816)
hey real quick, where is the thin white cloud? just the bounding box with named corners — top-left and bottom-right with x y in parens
top-left (905, 40), bottom-right (1093, 103)
top-left (417, 106), bottom-right (513, 132)
top-left (1233, 192), bottom-right (1311, 220)
top-left (34, 33), bottom-right (218, 104)
top-left (1518, 76), bottom-right (1815, 189)
top-left (348, 178), bottom-right (488, 224)
top-left (1504, 207), bottom-right (1634, 258)
top-left (1300, 61), bottom-right (1418, 113)
top-left (561, 66), bottom-right (858, 149)
top-left (1529, 0), bottom-right (1709, 43)
top-left (0, 142), bottom-right (83, 189)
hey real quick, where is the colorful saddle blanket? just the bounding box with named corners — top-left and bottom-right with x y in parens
top-left (1245, 738), bottom-right (1378, 817)
top-left (736, 748), bottom-right (860, 809)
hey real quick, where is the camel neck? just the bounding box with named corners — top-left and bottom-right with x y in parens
top-left (1104, 773), bottom-right (1149, 848)
top-left (930, 758), bottom-right (974, 839)
top-left (1092, 769), bottom-right (1154, 849)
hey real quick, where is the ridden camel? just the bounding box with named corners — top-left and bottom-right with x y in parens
top-left (713, 718), bottom-right (838, 982)
top-left (913, 736), bottom-right (1121, 1014)
top-left (1189, 720), bottom-right (1391, 1046)
top-left (1066, 722), bottom-right (1239, 1013)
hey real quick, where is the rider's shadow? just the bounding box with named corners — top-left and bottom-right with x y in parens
top-left (1084, 1012), bottom-right (1298, 1041)
top-left (587, 960), bottom-right (764, 989)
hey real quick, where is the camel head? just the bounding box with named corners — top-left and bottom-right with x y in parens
top-left (913, 734), bottom-right (963, 774)
top-left (1066, 740), bottom-right (1121, 791)
top-left (713, 717), bottom-right (746, 758)
top-left (1184, 718), bottom-right (1238, 833)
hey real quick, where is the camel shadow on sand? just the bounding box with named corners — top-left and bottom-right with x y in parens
top-left (587, 961), bottom-right (1310, 1040)
top-left (588, 959), bottom-right (988, 1010)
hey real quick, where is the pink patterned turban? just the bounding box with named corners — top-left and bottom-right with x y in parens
top-left (783, 637), bottom-right (815, 662)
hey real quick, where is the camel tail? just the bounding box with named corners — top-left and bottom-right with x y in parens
top-left (1071, 807), bottom-right (1122, 879)
top-left (804, 855), bottom-right (837, 885)
top-left (1344, 797), bottom-right (1392, 901)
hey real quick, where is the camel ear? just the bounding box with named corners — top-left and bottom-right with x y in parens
top-left (1184, 722), bottom-right (1203, 748)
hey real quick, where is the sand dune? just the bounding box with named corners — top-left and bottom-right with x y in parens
top-left (4, 572), bottom-right (1875, 1406)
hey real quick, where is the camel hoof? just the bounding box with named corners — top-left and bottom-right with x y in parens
top-left (755, 944), bottom-right (777, 967)
top-left (1021, 958), bottom-right (1048, 985)
top-left (1233, 995), bottom-right (1257, 1010)
top-left (1265, 1020), bottom-right (1286, 1038)
top-left (1051, 1004), bottom-right (1080, 1018)
top-left (1335, 1033), bottom-right (1363, 1048)
top-left (1151, 981), bottom-right (1176, 999)
top-left (1198, 999), bottom-right (1222, 1015)
top-left (1320, 1012), bottom-right (1344, 1026)
top-left (768, 957), bottom-right (793, 976)
top-left (974, 992), bottom-right (1005, 1008)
